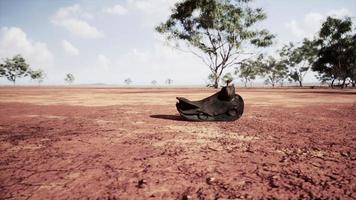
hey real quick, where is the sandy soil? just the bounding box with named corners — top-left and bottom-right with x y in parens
top-left (0, 87), bottom-right (355, 199)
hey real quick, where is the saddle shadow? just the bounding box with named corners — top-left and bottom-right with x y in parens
top-left (150, 114), bottom-right (186, 121)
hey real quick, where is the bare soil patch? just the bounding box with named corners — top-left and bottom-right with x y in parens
top-left (0, 87), bottom-right (355, 199)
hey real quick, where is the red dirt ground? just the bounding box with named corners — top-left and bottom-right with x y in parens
top-left (0, 87), bottom-right (355, 199)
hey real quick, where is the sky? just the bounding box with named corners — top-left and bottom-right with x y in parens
top-left (0, 0), bottom-right (355, 85)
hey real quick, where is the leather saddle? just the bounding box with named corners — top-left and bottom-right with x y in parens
top-left (176, 85), bottom-right (244, 121)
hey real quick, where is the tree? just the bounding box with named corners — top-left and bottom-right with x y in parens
top-left (156, 0), bottom-right (274, 88)
top-left (346, 34), bottom-right (356, 87)
top-left (280, 39), bottom-right (317, 87)
top-left (64, 73), bottom-right (75, 84)
top-left (259, 56), bottom-right (288, 87)
top-left (165, 78), bottom-right (173, 85)
top-left (236, 55), bottom-right (262, 87)
top-left (0, 55), bottom-right (30, 86)
top-left (312, 16), bottom-right (356, 88)
top-left (124, 78), bottom-right (132, 85)
top-left (221, 72), bottom-right (234, 86)
top-left (207, 73), bottom-right (216, 87)
top-left (29, 69), bottom-right (46, 85)
top-left (151, 80), bottom-right (157, 85)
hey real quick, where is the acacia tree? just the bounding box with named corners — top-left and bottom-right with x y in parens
top-left (346, 34), bottom-right (356, 87)
top-left (221, 72), bottom-right (234, 85)
top-left (124, 78), bottom-right (132, 85)
top-left (348, 35), bottom-right (356, 87)
top-left (280, 39), bottom-right (316, 87)
top-left (64, 73), bottom-right (75, 85)
top-left (29, 69), bottom-right (46, 85)
top-left (151, 80), bottom-right (157, 85)
top-left (236, 55), bottom-right (262, 87)
top-left (156, 0), bottom-right (274, 88)
top-left (312, 17), bottom-right (356, 88)
top-left (165, 78), bottom-right (173, 85)
top-left (260, 56), bottom-right (288, 87)
top-left (0, 55), bottom-right (30, 86)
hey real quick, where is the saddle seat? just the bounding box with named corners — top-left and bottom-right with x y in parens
top-left (176, 85), bottom-right (244, 121)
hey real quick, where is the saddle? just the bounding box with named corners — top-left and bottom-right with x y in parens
top-left (176, 85), bottom-right (244, 121)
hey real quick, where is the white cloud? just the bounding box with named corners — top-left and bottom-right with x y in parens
top-left (98, 54), bottom-right (111, 69)
top-left (127, 0), bottom-right (177, 26)
top-left (51, 4), bottom-right (104, 38)
top-left (285, 8), bottom-right (353, 39)
top-left (61, 40), bottom-right (79, 56)
top-left (100, 0), bottom-right (177, 27)
top-left (285, 20), bottom-right (305, 38)
top-left (103, 4), bottom-right (128, 15)
top-left (128, 0), bottom-right (160, 14)
top-left (0, 27), bottom-right (53, 68)
top-left (327, 8), bottom-right (352, 18)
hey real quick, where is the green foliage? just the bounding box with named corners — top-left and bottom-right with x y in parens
top-left (221, 72), bottom-right (234, 85)
top-left (259, 56), bottom-right (288, 87)
top-left (312, 16), bottom-right (356, 88)
top-left (207, 73), bottom-right (216, 87)
top-left (0, 55), bottom-right (30, 85)
top-left (156, 0), bottom-right (274, 88)
top-left (236, 54), bottom-right (263, 87)
top-left (29, 69), bottom-right (46, 85)
top-left (280, 39), bottom-right (317, 87)
top-left (64, 73), bottom-right (75, 84)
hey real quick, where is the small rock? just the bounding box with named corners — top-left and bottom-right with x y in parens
top-left (269, 175), bottom-right (280, 188)
top-left (137, 179), bottom-right (147, 188)
top-left (206, 177), bottom-right (216, 185)
top-left (340, 151), bottom-right (350, 157)
top-left (182, 194), bottom-right (192, 200)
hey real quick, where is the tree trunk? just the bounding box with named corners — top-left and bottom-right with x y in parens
top-left (213, 78), bottom-right (219, 89)
top-left (331, 79), bottom-right (335, 88)
top-left (299, 80), bottom-right (303, 87)
top-left (341, 77), bottom-right (346, 89)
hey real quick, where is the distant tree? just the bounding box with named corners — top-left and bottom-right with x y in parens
top-left (64, 73), bottom-right (75, 85)
top-left (151, 80), bottom-right (157, 85)
top-left (221, 72), bottom-right (234, 86)
top-left (280, 39), bottom-right (317, 87)
top-left (165, 78), bottom-right (173, 85)
top-left (156, 0), bottom-right (274, 88)
top-left (349, 52), bottom-right (356, 87)
top-left (259, 56), bottom-right (288, 87)
top-left (236, 55), bottom-right (263, 87)
top-left (312, 16), bottom-right (356, 88)
top-left (206, 73), bottom-right (215, 87)
top-left (29, 69), bottom-right (46, 85)
top-left (124, 78), bottom-right (132, 85)
top-left (0, 55), bottom-right (30, 86)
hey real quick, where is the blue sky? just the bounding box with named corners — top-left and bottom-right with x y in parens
top-left (0, 0), bottom-right (355, 85)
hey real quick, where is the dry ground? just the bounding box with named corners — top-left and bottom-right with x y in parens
top-left (0, 87), bottom-right (355, 199)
